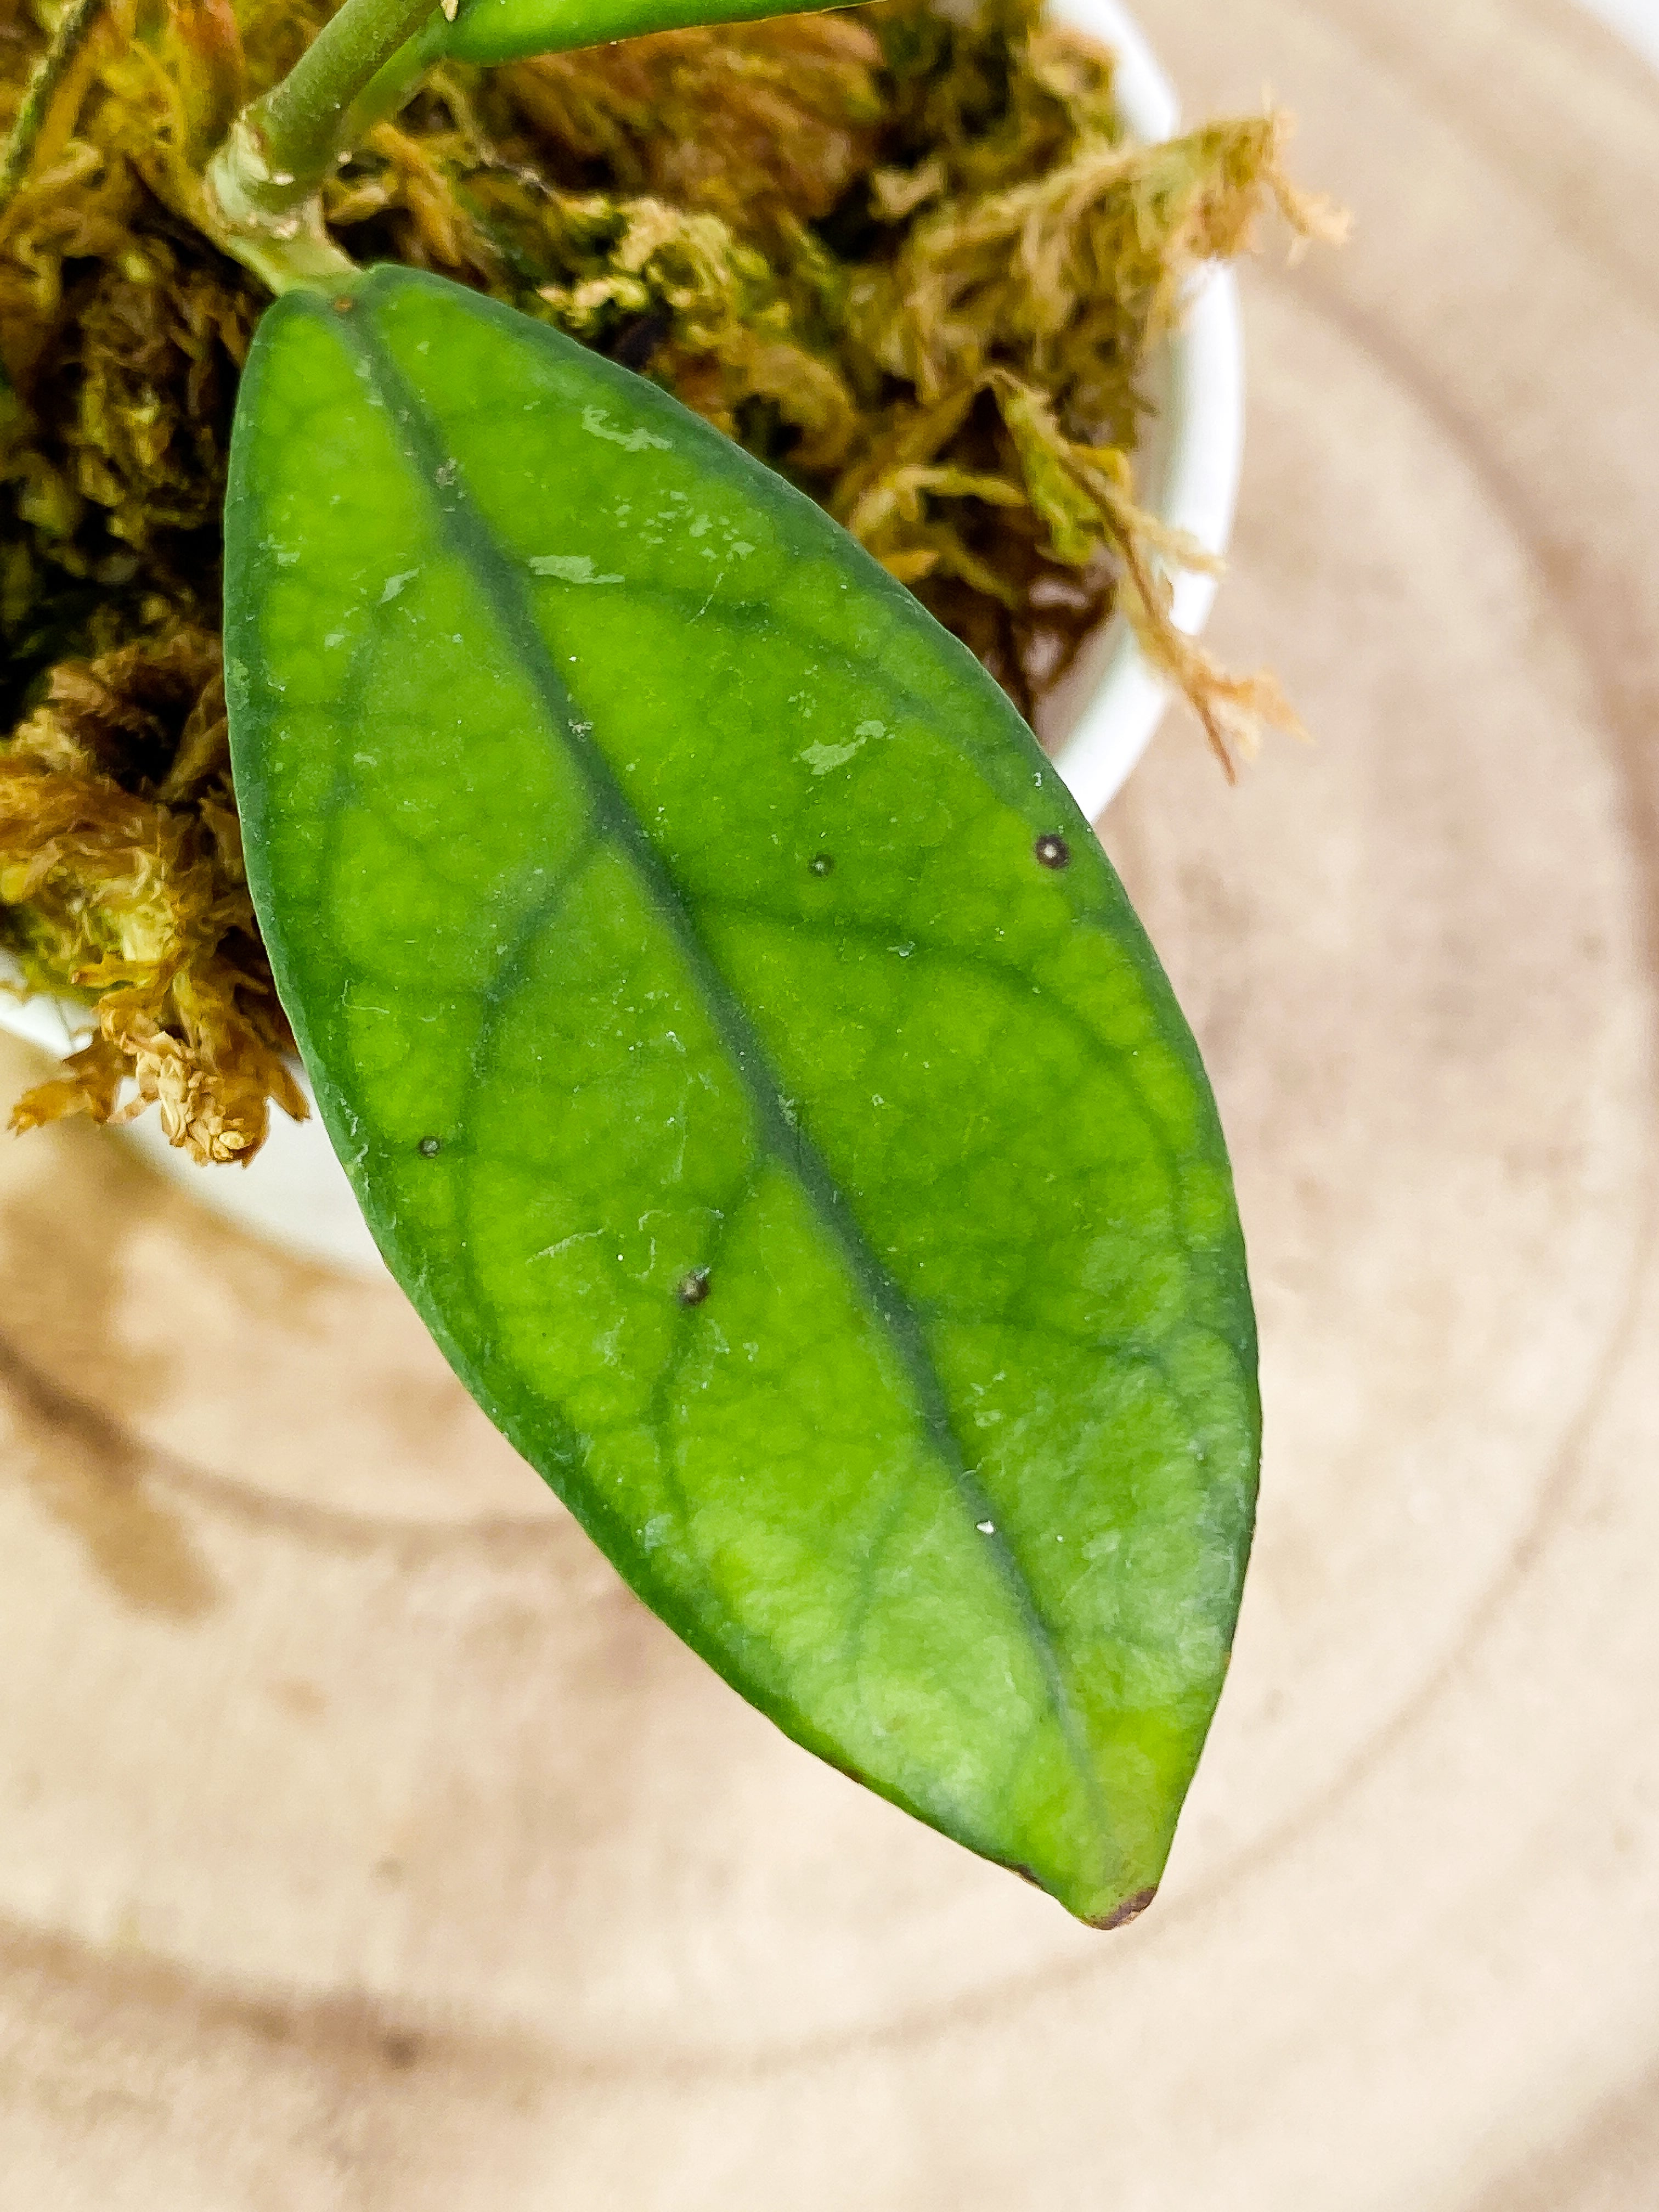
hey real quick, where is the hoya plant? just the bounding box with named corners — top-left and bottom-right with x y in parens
top-left (0, 0), bottom-right (1317, 1925)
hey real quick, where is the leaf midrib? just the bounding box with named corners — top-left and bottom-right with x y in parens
top-left (320, 283), bottom-right (1110, 1848)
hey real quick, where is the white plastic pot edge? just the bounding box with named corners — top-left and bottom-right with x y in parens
top-left (1047, 0), bottom-right (1245, 819)
top-left (0, 0), bottom-right (1244, 1276)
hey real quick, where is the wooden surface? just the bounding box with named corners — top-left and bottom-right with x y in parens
top-left (4, 0), bottom-right (1658, 2200)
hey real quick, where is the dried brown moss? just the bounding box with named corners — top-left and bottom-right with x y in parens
top-left (0, 622), bottom-right (302, 1158)
top-left (0, 0), bottom-right (1338, 1163)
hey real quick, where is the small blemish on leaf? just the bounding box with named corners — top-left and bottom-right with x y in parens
top-left (331, 295), bottom-right (355, 314)
top-left (1095, 1886), bottom-right (1159, 1932)
top-left (809, 853), bottom-right (834, 877)
top-left (418, 1136), bottom-right (443, 1158)
top-left (801, 718), bottom-right (892, 777)
top-left (676, 1269), bottom-right (710, 1307)
top-left (530, 554), bottom-right (623, 584)
top-left (1034, 833), bottom-right (1071, 869)
top-left (802, 738), bottom-right (862, 776)
top-left (582, 404), bottom-right (670, 453)
top-left (976, 1519), bottom-right (995, 1533)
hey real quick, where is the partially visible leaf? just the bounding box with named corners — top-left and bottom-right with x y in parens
top-left (433, 0), bottom-right (830, 66)
top-left (224, 266), bottom-right (1257, 1925)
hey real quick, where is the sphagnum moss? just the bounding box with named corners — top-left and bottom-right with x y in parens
top-left (0, 0), bottom-right (1338, 1164)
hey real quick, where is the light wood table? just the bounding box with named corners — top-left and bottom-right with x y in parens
top-left (2, 1), bottom-right (1657, 2201)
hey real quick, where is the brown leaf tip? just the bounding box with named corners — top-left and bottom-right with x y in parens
top-left (1093, 1885), bottom-right (1158, 1931)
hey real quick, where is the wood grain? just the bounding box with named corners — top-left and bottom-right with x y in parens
top-left (3, 0), bottom-right (1657, 2200)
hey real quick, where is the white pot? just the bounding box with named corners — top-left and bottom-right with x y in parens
top-left (0, 0), bottom-right (1242, 1278)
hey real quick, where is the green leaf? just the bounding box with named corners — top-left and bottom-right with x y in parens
top-left (223, 266), bottom-right (1257, 1926)
top-left (432, 0), bottom-right (826, 65)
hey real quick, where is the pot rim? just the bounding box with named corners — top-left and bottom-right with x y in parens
top-left (1043, 0), bottom-right (1244, 819)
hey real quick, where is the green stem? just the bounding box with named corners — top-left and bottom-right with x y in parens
top-left (204, 0), bottom-right (443, 293)
top-left (234, 0), bottom-right (440, 212)
top-left (0, 0), bottom-right (112, 222)
top-left (340, 16), bottom-right (450, 153)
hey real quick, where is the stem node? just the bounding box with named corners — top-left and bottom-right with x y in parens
top-left (200, 0), bottom-right (440, 292)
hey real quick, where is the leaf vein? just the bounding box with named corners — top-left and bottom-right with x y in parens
top-left (334, 285), bottom-right (1111, 1839)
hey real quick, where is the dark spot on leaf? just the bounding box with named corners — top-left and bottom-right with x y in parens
top-left (676, 1268), bottom-right (710, 1307)
top-left (809, 853), bottom-right (834, 877)
top-left (418, 1135), bottom-right (443, 1158)
top-left (1092, 1884), bottom-right (1158, 1931)
top-left (1034, 833), bottom-right (1071, 870)
top-left (381, 2033), bottom-right (420, 2069)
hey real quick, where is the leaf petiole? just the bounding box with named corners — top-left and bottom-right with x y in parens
top-left (204, 0), bottom-right (441, 290)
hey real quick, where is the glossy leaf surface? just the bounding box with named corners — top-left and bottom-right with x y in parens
top-left (433, 0), bottom-right (820, 65)
top-left (224, 267), bottom-right (1258, 1925)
